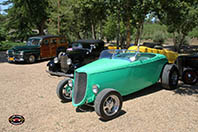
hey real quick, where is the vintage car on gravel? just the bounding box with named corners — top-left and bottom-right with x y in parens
top-left (46, 40), bottom-right (104, 77)
top-left (6, 35), bottom-right (68, 63)
top-left (128, 46), bottom-right (178, 63)
top-left (177, 54), bottom-right (198, 85)
top-left (56, 49), bottom-right (179, 120)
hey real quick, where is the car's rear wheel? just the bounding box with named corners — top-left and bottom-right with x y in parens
top-left (182, 69), bottom-right (197, 85)
top-left (161, 64), bottom-right (179, 90)
top-left (27, 55), bottom-right (36, 63)
top-left (56, 78), bottom-right (72, 102)
top-left (94, 89), bottom-right (122, 120)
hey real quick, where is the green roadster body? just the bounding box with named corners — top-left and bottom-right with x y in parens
top-left (57, 49), bottom-right (179, 120)
top-left (71, 50), bottom-right (168, 107)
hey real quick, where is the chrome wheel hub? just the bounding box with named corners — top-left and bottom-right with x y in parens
top-left (62, 86), bottom-right (72, 99)
top-left (103, 95), bottom-right (120, 116)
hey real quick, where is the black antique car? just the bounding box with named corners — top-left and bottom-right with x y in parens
top-left (46, 40), bottom-right (104, 77)
top-left (176, 45), bottom-right (198, 85)
top-left (177, 54), bottom-right (198, 85)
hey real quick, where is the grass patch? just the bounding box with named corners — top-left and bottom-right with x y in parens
top-left (0, 41), bottom-right (25, 51)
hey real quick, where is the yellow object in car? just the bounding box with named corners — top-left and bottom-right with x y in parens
top-left (107, 45), bottom-right (121, 50)
top-left (128, 46), bottom-right (178, 63)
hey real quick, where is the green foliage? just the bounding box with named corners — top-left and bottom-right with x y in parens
top-left (152, 32), bottom-right (166, 44)
top-left (2, 0), bottom-right (49, 41)
top-left (1, 0), bottom-right (198, 47)
top-left (155, 0), bottom-right (198, 46)
top-left (0, 41), bottom-right (25, 51)
top-left (48, 0), bottom-right (107, 41)
top-left (188, 27), bottom-right (198, 38)
top-left (0, 14), bottom-right (6, 42)
top-left (103, 15), bottom-right (117, 41)
top-left (142, 23), bottom-right (169, 40)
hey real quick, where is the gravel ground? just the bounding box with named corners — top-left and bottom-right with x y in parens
top-left (0, 51), bottom-right (198, 132)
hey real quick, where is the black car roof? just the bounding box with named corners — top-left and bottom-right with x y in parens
top-left (29, 35), bottom-right (65, 39)
top-left (72, 40), bottom-right (104, 45)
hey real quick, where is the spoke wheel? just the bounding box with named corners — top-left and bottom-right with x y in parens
top-left (182, 69), bottom-right (197, 85)
top-left (103, 95), bottom-right (120, 116)
top-left (28, 55), bottom-right (36, 63)
top-left (56, 79), bottom-right (72, 101)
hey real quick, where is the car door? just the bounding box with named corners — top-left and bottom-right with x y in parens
top-left (50, 38), bottom-right (58, 57)
top-left (40, 38), bottom-right (51, 58)
top-left (127, 55), bottom-right (162, 93)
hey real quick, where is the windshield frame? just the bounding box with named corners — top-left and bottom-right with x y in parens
top-left (99, 49), bottom-right (140, 62)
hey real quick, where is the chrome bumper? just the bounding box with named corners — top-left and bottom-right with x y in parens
top-left (46, 70), bottom-right (74, 78)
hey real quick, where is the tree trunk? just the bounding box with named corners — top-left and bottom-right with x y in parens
top-left (91, 24), bottom-right (96, 39)
top-left (57, 0), bottom-right (60, 34)
top-left (173, 32), bottom-right (186, 53)
top-left (134, 21), bottom-right (144, 45)
top-left (116, 5), bottom-right (120, 49)
top-left (126, 16), bottom-right (131, 48)
top-left (38, 20), bottom-right (45, 35)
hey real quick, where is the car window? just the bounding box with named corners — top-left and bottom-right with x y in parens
top-left (43, 39), bottom-right (49, 45)
top-left (72, 43), bottom-right (83, 49)
top-left (27, 38), bottom-right (41, 46)
top-left (51, 39), bottom-right (57, 44)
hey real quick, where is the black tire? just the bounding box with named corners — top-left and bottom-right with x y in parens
top-left (27, 54), bottom-right (36, 63)
top-left (56, 78), bottom-right (72, 102)
top-left (94, 89), bottom-right (122, 120)
top-left (161, 64), bottom-right (179, 90)
top-left (182, 69), bottom-right (197, 85)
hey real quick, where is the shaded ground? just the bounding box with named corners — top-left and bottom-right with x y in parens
top-left (0, 61), bottom-right (197, 132)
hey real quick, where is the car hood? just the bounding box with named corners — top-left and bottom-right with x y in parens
top-left (11, 45), bottom-right (40, 51)
top-left (76, 58), bottom-right (131, 74)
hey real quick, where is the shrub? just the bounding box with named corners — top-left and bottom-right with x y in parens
top-left (0, 41), bottom-right (25, 51)
top-left (152, 32), bottom-right (167, 44)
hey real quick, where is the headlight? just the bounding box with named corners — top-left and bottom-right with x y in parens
top-left (19, 51), bottom-right (24, 55)
top-left (67, 58), bottom-right (72, 65)
top-left (92, 84), bottom-right (99, 94)
top-left (6, 50), bottom-right (9, 54)
top-left (54, 57), bottom-right (59, 63)
top-left (68, 79), bottom-right (73, 87)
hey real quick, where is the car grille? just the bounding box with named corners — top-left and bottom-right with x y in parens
top-left (60, 55), bottom-right (69, 73)
top-left (73, 72), bottom-right (87, 104)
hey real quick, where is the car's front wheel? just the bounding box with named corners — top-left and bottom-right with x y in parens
top-left (182, 69), bottom-right (197, 85)
top-left (27, 55), bottom-right (36, 63)
top-left (94, 89), bottom-right (122, 120)
top-left (161, 64), bottom-right (179, 90)
top-left (56, 78), bottom-right (72, 102)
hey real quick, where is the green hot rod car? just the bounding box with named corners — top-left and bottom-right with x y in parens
top-left (57, 49), bottom-right (179, 120)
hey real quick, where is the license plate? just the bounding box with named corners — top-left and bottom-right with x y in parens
top-left (9, 57), bottom-right (14, 61)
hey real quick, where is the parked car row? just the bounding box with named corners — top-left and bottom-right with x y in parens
top-left (56, 49), bottom-right (179, 120)
top-left (54, 42), bottom-right (197, 120)
top-left (5, 36), bottom-right (197, 120)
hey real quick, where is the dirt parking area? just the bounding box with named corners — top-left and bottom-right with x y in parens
top-left (0, 52), bottom-right (198, 132)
